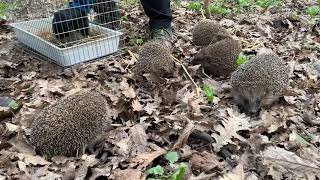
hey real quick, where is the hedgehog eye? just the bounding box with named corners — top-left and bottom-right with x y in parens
top-left (243, 98), bottom-right (249, 105)
top-left (256, 99), bottom-right (261, 104)
top-left (257, 99), bottom-right (261, 103)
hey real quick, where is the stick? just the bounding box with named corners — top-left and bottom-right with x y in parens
top-left (204, 0), bottom-right (211, 19)
top-left (127, 50), bottom-right (138, 62)
top-left (171, 55), bottom-right (201, 96)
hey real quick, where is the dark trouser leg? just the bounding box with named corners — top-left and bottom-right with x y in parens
top-left (140, 0), bottom-right (172, 30)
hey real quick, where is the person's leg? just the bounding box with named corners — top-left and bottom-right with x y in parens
top-left (140, 0), bottom-right (172, 39)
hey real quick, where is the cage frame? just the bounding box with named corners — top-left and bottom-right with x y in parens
top-left (9, 0), bottom-right (124, 67)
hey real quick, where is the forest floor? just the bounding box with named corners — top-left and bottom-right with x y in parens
top-left (0, 0), bottom-right (320, 179)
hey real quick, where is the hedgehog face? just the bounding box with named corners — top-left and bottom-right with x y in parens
top-left (233, 88), bottom-right (280, 116)
top-left (234, 92), bottom-right (262, 116)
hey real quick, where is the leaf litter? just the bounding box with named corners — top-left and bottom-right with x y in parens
top-left (0, 0), bottom-right (320, 179)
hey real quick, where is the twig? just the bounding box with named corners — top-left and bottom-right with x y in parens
top-left (204, 0), bottom-right (211, 19)
top-left (200, 8), bottom-right (206, 19)
top-left (171, 55), bottom-right (201, 96)
top-left (127, 50), bottom-right (138, 62)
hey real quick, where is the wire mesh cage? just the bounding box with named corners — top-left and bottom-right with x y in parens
top-left (9, 0), bottom-right (124, 66)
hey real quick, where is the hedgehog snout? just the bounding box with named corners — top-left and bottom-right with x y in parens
top-left (247, 106), bottom-right (261, 116)
top-left (237, 97), bottom-right (261, 116)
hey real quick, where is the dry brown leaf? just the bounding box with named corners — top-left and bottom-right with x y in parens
top-left (245, 172), bottom-right (259, 180)
top-left (89, 165), bottom-right (112, 180)
top-left (130, 144), bottom-right (166, 170)
top-left (132, 99), bottom-right (143, 112)
top-left (110, 169), bottom-right (146, 180)
top-left (17, 153), bottom-right (50, 166)
top-left (188, 97), bottom-right (203, 117)
top-left (219, 163), bottom-right (244, 180)
top-left (120, 79), bottom-right (136, 98)
top-left (122, 86), bottom-right (136, 99)
top-left (262, 146), bottom-right (320, 179)
top-left (51, 156), bottom-right (69, 165)
top-left (172, 121), bottom-right (195, 149)
top-left (297, 147), bottom-right (320, 168)
top-left (258, 110), bottom-right (285, 133)
top-left (176, 84), bottom-right (195, 105)
top-left (5, 123), bottom-right (18, 132)
top-left (190, 151), bottom-right (222, 173)
top-left (0, 60), bottom-right (13, 68)
top-left (143, 102), bottom-right (159, 115)
top-left (115, 136), bottom-right (131, 156)
top-left (190, 172), bottom-right (217, 180)
top-left (129, 124), bottom-right (149, 156)
top-left (31, 166), bottom-right (62, 180)
top-left (0, 106), bottom-right (11, 119)
top-left (212, 108), bottom-right (250, 151)
top-left (8, 132), bottom-right (35, 155)
top-left (75, 154), bottom-right (99, 180)
top-left (22, 71), bottom-right (37, 80)
top-left (36, 79), bottom-right (49, 97)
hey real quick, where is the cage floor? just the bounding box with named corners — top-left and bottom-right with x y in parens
top-left (15, 42), bottom-right (125, 67)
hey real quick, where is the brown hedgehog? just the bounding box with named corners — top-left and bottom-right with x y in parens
top-left (192, 19), bottom-right (232, 46)
top-left (192, 38), bottom-right (241, 76)
top-left (29, 91), bottom-right (111, 157)
top-left (135, 40), bottom-right (175, 78)
top-left (231, 50), bottom-right (290, 116)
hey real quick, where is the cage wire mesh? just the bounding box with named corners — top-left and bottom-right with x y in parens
top-left (10, 0), bottom-right (125, 66)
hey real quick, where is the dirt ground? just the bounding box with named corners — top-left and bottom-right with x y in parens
top-left (0, 0), bottom-right (320, 179)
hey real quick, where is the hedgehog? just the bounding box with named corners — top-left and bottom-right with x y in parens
top-left (135, 40), bottom-right (175, 78)
top-left (29, 91), bottom-right (111, 157)
top-left (231, 50), bottom-right (290, 116)
top-left (192, 38), bottom-right (241, 76)
top-left (53, 8), bottom-right (89, 40)
top-left (192, 19), bottom-right (232, 46)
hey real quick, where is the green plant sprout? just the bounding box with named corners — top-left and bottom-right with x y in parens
top-left (147, 165), bottom-right (165, 176)
top-left (123, 0), bottom-right (139, 7)
top-left (209, 1), bottom-right (230, 15)
top-left (307, 6), bottom-right (320, 17)
top-left (186, 1), bottom-right (203, 13)
top-left (202, 84), bottom-right (215, 104)
top-left (8, 100), bottom-right (19, 112)
top-left (129, 36), bottom-right (144, 46)
top-left (165, 151), bottom-right (179, 164)
top-left (290, 11), bottom-right (300, 21)
top-left (236, 52), bottom-right (255, 65)
top-left (147, 151), bottom-right (188, 180)
top-left (174, 0), bottom-right (182, 7)
top-left (238, 0), bottom-right (253, 8)
top-left (0, 0), bottom-right (21, 20)
top-left (120, 15), bottom-right (128, 22)
top-left (255, 0), bottom-right (281, 8)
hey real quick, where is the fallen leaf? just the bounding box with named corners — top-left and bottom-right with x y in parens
top-left (173, 120), bottom-right (194, 149)
top-left (129, 124), bottom-right (150, 156)
top-left (132, 99), bottom-right (143, 112)
top-left (262, 146), bottom-right (320, 179)
top-left (190, 151), bottom-right (222, 173)
top-left (75, 155), bottom-right (99, 180)
top-left (89, 165), bottom-right (112, 180)
top-left (212, 108), bottom-right (250, 151)
top-left (17, 153), bottom-right (50, 166)
top-left (5, 123), bottom-right (18, 132)
top-left (110, 169), bottom-right (146, 180)
top-left (130, 144), bottom-right (166, 170)
top-left (122, 86), bottom-right (136, 99)
top-left (8, 132), bottom-right (36, 155)
top-left (219, 163), bottom-right (244, 180)
top-left (143, 102), bottom-right (159, 115)
top-left (22, 71), bottom-right (37, 80)
top-left (0, 106), bottom-right (11, 119)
